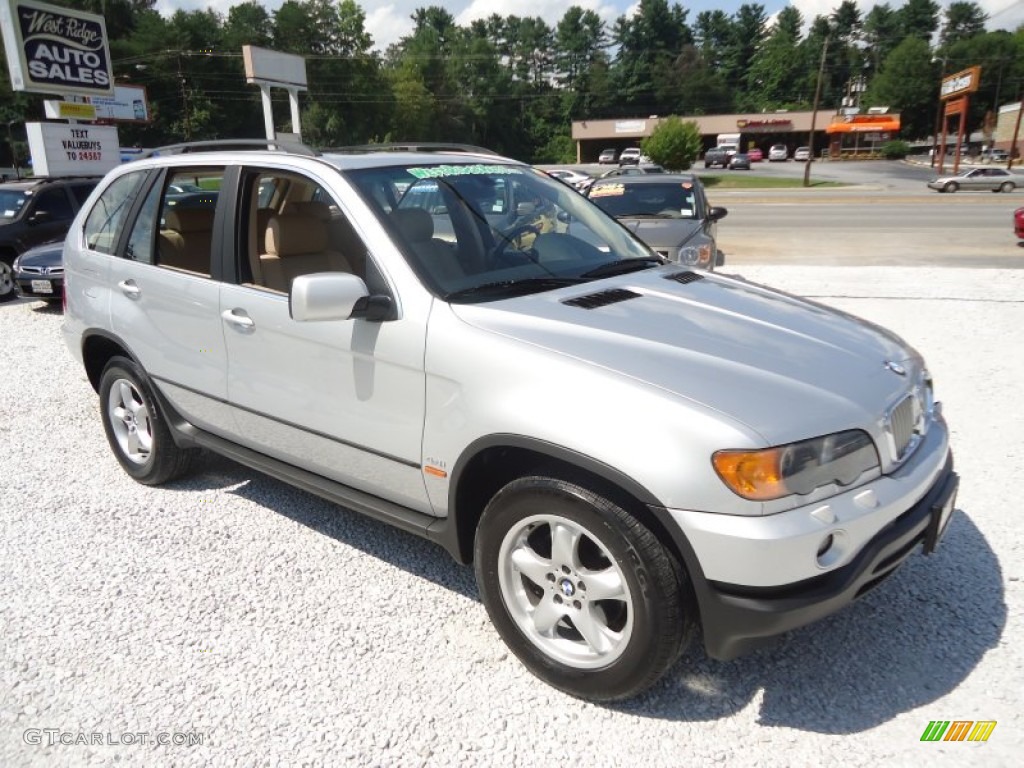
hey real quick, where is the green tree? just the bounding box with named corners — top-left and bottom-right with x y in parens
top-left (899, 0), bottom-right (941, 42)
top-left (641, 116), bottom-right (702, 170)
top-left (941, 2), bottom-right (988, 47)
top-left (613, 0), bottom-right (692, 114)
top-left (862, 36), bottom-right (937, 139)
top-left (862, 4), bottom-right (901, 74)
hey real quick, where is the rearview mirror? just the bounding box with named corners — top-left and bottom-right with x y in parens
top-left (708, 206), bottom-right (728, 222)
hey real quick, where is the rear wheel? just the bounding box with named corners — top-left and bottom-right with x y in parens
top-left (1000, 181), bottom-right (1015, 193)
top-left (474, 475), bottom-right (693, 701)
top-left (944, 181), bottom-right (959, 193)
top-left (99, 356), bottom-right (197, 485)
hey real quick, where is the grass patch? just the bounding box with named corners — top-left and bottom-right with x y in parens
top-left (698, 174), bottom-right (845, 189)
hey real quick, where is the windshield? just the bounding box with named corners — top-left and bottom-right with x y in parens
top-left (0, 190), bottom-right (30, 219)
top-left (589, 181), bottom-right (701, 220)
top-left (345, 162), bottom-right (657, 302)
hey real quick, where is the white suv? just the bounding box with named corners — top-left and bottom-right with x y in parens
top-left (618, 147), bottom-right (642, 166)
top-left (768, 144), bottom-right (788, 161)
top-left (63, 141), bottom-right (958, 701)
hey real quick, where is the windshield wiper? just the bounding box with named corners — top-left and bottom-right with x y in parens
top-left (617, 212), bottom-right (676, 218)
top-left (580, 256), bottom-right (665, 279)
top-left (444, 277), bottom-right (583, 302)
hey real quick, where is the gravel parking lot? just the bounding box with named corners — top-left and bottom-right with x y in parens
top-left (2, 265), bottom-right (1021, 767)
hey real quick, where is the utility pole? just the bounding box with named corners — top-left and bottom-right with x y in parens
top-left (177, 53), bottom-right (192, 140)
top-left (804, 32), bottom-right (830, 187)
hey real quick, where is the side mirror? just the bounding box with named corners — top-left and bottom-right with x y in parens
top-left (708, 206), bottom-right (728, 222)
top-left (290, 272), bottom-right (370, 322)
top-left (516, 202), bottom-right (537, 217)
top-left (28, 210), bottom-right (51, 225)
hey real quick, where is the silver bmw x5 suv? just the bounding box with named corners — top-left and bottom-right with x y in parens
top-left (63, 141), bottom-right (958, 701)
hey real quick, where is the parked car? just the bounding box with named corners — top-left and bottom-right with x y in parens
top-left (618, 147), bottom-right (642, 166)
top-left (768, 144), bottom-right (788, 161)
top-left (793, 146), bottom-right (811, 161)
top-left (747, 148), bottom-right (764, 162)
top-left (982, 149), bottom-right (1009, 162)
top-left (729, 153), bottom-right (751, 170)
top-left (1015, 207), bottom-right (1024, 239)
top-left (927, 167), bottom-right (1017, 193)
top-left (598, 148), bottom-right (617, 164)
top-left (12, 240), bottom-right (64, 303)
top-left (63, 141), bottom-right (958, 702)
top-left (0, 175), bottom-right (100, 302)
top-left (545, 168), bottom-right (592, 191)
top-left (586, 173), bottom-right (726, 270)
top-left (703, 147), bottom-right (731, 169)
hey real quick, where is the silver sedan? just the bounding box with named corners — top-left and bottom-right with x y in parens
top-left (927, 167), bottom-right (1017, 193)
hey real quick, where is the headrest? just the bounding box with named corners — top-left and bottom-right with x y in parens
top-left (391, 208), bottom-right (433, 243)
top-left (266, 213), bottom-right (328, 256)
top-left (283, 200), bottom-right (332, 220)
top-left (164, 207), bottom-right (213, 233)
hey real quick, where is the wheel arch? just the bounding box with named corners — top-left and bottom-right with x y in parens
top-left (446, 435), bottom-right (685, 568)
top-left (81, 329), bottom-right (138, 393)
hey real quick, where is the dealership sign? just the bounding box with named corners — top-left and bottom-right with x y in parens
top-left (0, 0), bottom-right (113, 97)
top-left (25, 122), bottom-right (120, 177)
top-left (940, 67), bottom-right (981, 101)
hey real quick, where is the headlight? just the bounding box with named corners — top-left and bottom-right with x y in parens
top-left (712, 430), bottom-right (879, 501)
top-left (679, 243), bottom-right (713, 266)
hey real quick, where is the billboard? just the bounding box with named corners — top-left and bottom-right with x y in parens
top-left (26, 122), bottom-right (120, 177)
top-left (0, 0), bottom-right (113, 97)
top-left (88, 85), bottom-right (151, 123)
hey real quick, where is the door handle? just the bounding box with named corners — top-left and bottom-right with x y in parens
top-left (117, 279), bottom-right (140, 298)
top-left (221, 308), bottom-right (255, 330)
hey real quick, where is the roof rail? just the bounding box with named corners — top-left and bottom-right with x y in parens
top-left (323, 142), bottom-right (499, 156)
top-left (140, 139), bottom-right (318, 158)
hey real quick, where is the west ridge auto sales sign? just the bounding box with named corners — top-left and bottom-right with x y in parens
top-left (0, 0), bottom-right (113, 97)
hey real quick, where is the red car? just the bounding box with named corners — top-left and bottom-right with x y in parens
top-left (747, 147), bottom-right (764, 162)
top-left (1016, 207), bottom-right (1024, 240)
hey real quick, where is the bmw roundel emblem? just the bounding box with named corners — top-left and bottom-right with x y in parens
top-left (559, 579), bottom-right (576, 597)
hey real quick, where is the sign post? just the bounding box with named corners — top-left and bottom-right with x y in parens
top-left (937, 66), bottom-right (981, 174)
top-left (242, 45), bottom-right (308, 143)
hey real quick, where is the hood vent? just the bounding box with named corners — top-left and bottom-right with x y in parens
top-left (564, 288), bottom-right (641, 310)
top-left (664, 270), bottom-right (705, 285)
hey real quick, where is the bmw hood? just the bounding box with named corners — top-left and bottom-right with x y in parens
top-left (451, 268), bottom-right (919, 445)
top-left (617, 218), bottom-right (703, 248)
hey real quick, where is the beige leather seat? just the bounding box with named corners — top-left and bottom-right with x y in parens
top-left (159, 208), bottom-right (214, 274)
top-left (260, 212), bottom-right (353, 293)
top-left (390, 208), bottom-right (464, 282)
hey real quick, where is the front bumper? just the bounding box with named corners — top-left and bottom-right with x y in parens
top-left (663, 453), bottom-right (957, 660)
top-left (14, 272), bottom-right (64, 300)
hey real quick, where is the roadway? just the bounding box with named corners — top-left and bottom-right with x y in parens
top-left (561, 159), bottom-right (1024, 268)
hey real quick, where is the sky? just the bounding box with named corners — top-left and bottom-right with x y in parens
top-left (152, 0), bottom-right (1024, 51)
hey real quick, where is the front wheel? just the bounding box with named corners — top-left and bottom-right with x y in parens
top-left (99, 356), bottom-right (197, 485)
top-left (474, 475), bottom-right (693, 701)
top-left (0, 258), bottom-right (15, 303)
top-left (944, 181), bottom-right (959, 193)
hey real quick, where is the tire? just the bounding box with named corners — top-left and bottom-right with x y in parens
top-left (1000, 181), bottom-right (1015, 193)
top-left (474, 475), bottom-right (693, 701)
top-left (0, 258), bottom-right (15, 303)
top-left (944, 181), bottom-right (959, 193)
top-left (99, 356), bottom-right (196, 485)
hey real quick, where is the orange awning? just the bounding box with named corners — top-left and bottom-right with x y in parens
top-left (827, 119), bottom-right (900, 134)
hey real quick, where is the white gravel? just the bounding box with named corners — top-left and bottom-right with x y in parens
top-left (1, 266), bottom-right (1021, 767)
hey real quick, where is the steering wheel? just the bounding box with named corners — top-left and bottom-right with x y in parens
top-left (490, 223), bottom-right (542, 264)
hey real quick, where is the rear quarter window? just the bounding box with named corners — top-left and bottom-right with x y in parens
top-left (83, 172), bottom-right (147, 254)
